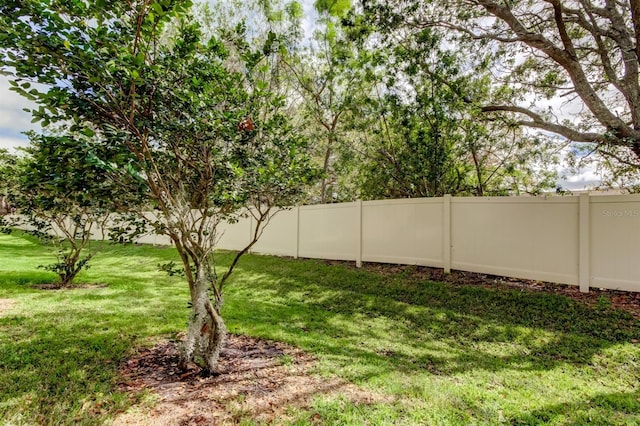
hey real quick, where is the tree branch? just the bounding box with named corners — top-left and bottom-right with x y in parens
top-left (475, 0), bottom-right (635, 140)
top-left (481, 105), bottom-right (606, 143)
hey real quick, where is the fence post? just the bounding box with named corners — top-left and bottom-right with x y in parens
top-left (294, 205), bottom-right (300, 259)
top-left (356, 199), bottom-right (363, 268)
top-left (443, 194), bottom-right (452, 274)
top-left (248, 212), bottom-right (254, 254)
top-left (579, 193), bottom-right (590, 293)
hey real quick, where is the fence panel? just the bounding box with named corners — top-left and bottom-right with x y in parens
top-left (298, 202), bottom-right (359, 261)
top-left (590, 195), bottom-right (640, 291)
top-left (450, 197), bottom-right (580, 285)
top-left (362, 198), bottom-right (444, 267)
top-left (217, 216), bottom-right (252, 251)
top-left (252, 208), bottom-right (298, 257)
top-left (86, 194), bottom-right (640, 293)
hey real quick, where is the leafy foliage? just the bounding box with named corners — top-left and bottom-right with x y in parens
top-left (0, 149), bottom-right (19, 215)
top-left (356, 0), bottom-right (640, 188)
top-left (344, 21), bottom-right (560, 198)
top-left (285, 1), bottom-right (368, 203)
top-left (5, 130), bottom-right (142, 286)
top-left (0, 0), bottom-right (318, 370)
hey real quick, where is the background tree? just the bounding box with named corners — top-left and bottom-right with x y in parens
top-left (0, 1), bottom-right (316, 373)
top-left (358, 0), bottom-right (640, 181)
top-left (4, 130), bottom-right (143, 287)
top-left (357, 79), bottom-right (471, 198)
top-left (343, 18), bottom-right (560, 198)
top-left (283, 0), bottom-right (367, 203)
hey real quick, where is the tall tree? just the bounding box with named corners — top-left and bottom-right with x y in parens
top-left (285, 3), bottom-right (364, 203)
top-left (0, 1), bottom-right (316, 373)
top-left (359, 0), bottom-right (640, 171)
top-left (343, 15), bottom-right (560, 198)
top-left (357, 69), bottom-right (471, 198)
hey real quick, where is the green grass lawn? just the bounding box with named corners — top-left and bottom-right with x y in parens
top-left (1, 232), bottom-right (639, 425)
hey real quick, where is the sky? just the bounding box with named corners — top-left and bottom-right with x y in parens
top-left (0, 75), bottom-right (41, 151)
top-left (0, 1), bottom-right (600, 191)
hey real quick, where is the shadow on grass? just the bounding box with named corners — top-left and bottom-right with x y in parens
top-left (2, 233), bottom-right (639, 424)
top-left (0, 237), bottom-right (60, 273)
top-left (0, 292), bottom-right (188, 424)
top-left (0, 271), bottom-right (57, 287)
top-left (509, 390), bottom-right (640, 425)
top-left (225, 256), bottom-right (640, 379)
top-left (0, 327), bottom-right (135, 423)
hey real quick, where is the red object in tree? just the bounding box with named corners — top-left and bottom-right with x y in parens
top-left (238, 117), bottom-right (255, 132)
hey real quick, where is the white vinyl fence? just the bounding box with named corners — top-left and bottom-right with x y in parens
top-left (138, 194), bottom-right (640, 293)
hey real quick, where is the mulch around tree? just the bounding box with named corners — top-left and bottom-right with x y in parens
top-left (115, 335), bottom-right (386, 426)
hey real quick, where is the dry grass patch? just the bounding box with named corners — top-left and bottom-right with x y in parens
top-left (0, 298), bottom-right (15, 316)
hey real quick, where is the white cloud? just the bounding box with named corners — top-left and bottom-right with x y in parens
top-left (553, 142), bottom-right (603, 191)
top-left (301, 0), bottom-right (318, 40)
top-left (558, 169), bottom-right (601, 191)
top-left (0, 136), bottom-right (29, 152)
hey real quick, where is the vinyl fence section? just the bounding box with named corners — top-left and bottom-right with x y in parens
top-left (212, 194), bottom-right (640, 293)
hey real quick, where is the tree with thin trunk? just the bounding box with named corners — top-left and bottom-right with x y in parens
top-left (0, 149), bottom-right (19, 216)
top-left (285, 1), bottom-right (362, 203)
top-left (2, 130), bottom-right (141, 287)
top-left (0, 1), bottom-right (316, 373)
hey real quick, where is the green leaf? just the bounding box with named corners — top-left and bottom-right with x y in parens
top-left (80, 128), bottom-right (96, 138)
top-left (151, 2), bottom-right (164, 15)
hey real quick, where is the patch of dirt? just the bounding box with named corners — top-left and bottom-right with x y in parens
top-left (0, 298), bottom-right (15, 316)
top-left (31, 283), bottom-right (108, 290)
top-left (115, 335), bottom-right (387, 425)
top-left (326, 260), bottom-right (640, 320)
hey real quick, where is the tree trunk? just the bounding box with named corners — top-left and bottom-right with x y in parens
top-left (469, 146), bottom-right (484, 196)
top-left (57, 246), bottom-right (85, 286)
top-left (179, 263), bottom-right (226, 374)
top-left (632, 140), bottom-right (640, 162)
top-left (320, 135), bottom-right (334, 204)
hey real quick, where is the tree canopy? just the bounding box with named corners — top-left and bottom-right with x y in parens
top-left (4, 129), bottom-right (144, 286)
top-left (358, 0), bottom-right (640, 179)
